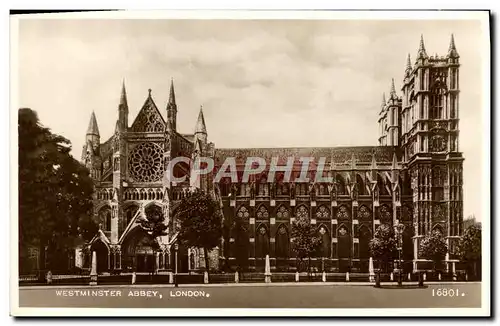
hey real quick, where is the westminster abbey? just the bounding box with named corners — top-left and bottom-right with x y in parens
top-left (82, 35), bottom-right (464, 274)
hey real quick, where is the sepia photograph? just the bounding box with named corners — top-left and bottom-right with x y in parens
top-left (10, 10), bottom-right (491, 317)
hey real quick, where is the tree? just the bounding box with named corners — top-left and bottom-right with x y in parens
top-left (369, 224), bottom-right (397, 272)
top-left (176, 189), bottom-right (223, 274)
top-left (457, 225), bottom-right (481, 278)
top-left (291, 217), bottom-right (322, 274)
top-left (19, 108), bottom-right (97, 276)
top-left (418, 230), bottom-right (448, 271)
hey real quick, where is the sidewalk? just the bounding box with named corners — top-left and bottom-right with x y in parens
top-left (19, 281), bottom-right (480, 290)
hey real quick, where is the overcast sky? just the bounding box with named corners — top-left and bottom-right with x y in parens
top-left (17, 18), bottom-right (486, 221)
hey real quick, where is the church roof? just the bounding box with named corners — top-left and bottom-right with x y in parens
top-left (214, 146), bottom-right (401, 166)
top-left (180, 133), bottom-right (195, 142)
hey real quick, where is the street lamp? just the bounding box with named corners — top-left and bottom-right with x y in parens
top-left (394, 221), bottom-right (405, 287)
top-left (174, 243), bottom-right (179, 288)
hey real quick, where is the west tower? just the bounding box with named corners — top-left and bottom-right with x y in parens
top-left (400, 35), bottom-right (464, 269)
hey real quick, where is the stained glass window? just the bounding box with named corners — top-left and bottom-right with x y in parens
top-left (256, 206), bottom-right (268, 219)
top-left (237, 206), bottom-right (250, 219)
top-left (296, 205), bottom-right (309, 220)
top-left (315, 205), bottom-right (330, 219)
top-left (276, 205), bottom-right (289, 219)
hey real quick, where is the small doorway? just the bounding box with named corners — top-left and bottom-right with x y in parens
top-left (90, 240), bottom-right (109, 274)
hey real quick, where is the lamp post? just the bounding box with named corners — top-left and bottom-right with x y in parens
top-left (174, 243), bottom-right (179, 288)
top-left (394, 221), bottom-right (405, 287)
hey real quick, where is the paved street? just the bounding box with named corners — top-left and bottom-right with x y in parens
top-left (18, 282), bottom-right (481, 309)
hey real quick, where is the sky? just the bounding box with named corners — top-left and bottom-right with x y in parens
top-left (17, 17), bottom-right (487, 221)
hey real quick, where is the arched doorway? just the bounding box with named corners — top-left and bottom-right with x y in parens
top-left (90, 239), bottom-right (109, 274)
top-left (122, 227), bottom-right (159, 273)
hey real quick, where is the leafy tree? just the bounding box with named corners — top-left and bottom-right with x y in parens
top-left (418, 230), bottom-right (448, 271)
top-left (176, 189), bottom-right (223, 274)
top-left (291, 217), bottom-right (322, 274)
top-left (457, 225), bottom-right (481, 278)
top-left (19, 108), bottom-right (96, 276)
top-left (369, 224), bottom-right (397, 272)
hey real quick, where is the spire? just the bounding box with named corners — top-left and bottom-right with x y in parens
top-left (119, 80), bottom-right (128, 109)
top-left (168, 78), bottom-right (176, 105)
top-left (381, 92), bottom-right (386, 108)
top-left (195, 105), bottom-right (207, 135)
top-left (405, 54), bottom-right (412, 75)
top-left (86, 111), bottom-right (100, 136)
top-left (448, 34), bottom-right (459, 58)
top-left (417, 34), bottom-right (428, 60)
top-left (390, 78), bottom-right (397, 99)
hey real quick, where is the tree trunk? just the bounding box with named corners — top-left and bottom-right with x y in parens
top-left (203, 247), bottom-right (210, 276)
top-left (37, 242), bottom-right (46, 282)
top-left (307, 257), bottom-right (311, 280)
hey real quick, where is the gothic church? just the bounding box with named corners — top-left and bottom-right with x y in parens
top-left (83, 35), bottom-right (464, 274)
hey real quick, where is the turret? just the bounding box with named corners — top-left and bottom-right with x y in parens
top-left (194, 105), bottom-right (208, 145)
top-left (86, 111), bottom-right (100, 149)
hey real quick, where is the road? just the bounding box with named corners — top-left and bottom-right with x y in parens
top-left (17, 282), bottom-right (481, 310)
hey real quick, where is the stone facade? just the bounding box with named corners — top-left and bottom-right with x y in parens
top-left (83, 35), bottom-right (463, 274)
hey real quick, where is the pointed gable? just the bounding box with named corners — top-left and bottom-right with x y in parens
top-left (130, 90), bottom-right (166, 133)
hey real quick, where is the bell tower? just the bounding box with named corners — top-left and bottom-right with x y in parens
top-left (401, 35), bottom-right (464, 271)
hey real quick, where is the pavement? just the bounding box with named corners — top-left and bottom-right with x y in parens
top-left (17, 281), bottom-right (482, 309)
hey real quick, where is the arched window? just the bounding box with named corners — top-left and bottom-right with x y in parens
top-left (356, 174), bottom-right (365, 195)
top-left (99, 206), bottom-right (112, 231)
top-left (236, 206), bottom-right (250, 219)
top-left (336, 175), bottom-right (346, 195)
top-left (430, 84), bottom-right (445, 120)
top-left (275, 205), bottom-right (289, 219)
top-left (318, 225), bottom-right (331, 258)
top-left (275, 224), bottom-right (289, 258)
top-left (378, 205), bottom-right (392, 223)
top-left (377, 174), bottom-right (388, 196)
top-left (258, 175), bottom-right (269, 196)
top-left (297, 183), bottom-right (308, 196)
top-left (256, 224), bottom-right (269, 258)
top-left (336, 205), bottom-right (350, 220)
top-left (125, 205), bottom-right (139, 226)
top-left (318, 183), bottom-right (328, 196)
top-left (357, 205), bottom-right (372, 221)
top-left (315, 205), bottom-right (330, 220)
top-left (296, 205), bottom-right (309, 221)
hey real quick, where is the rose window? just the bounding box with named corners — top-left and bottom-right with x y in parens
top-left (129, 142), bottom-right (164, 182)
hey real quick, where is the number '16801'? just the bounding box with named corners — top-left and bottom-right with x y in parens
top-left (432, 288), bottom-right (463, 297)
